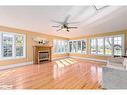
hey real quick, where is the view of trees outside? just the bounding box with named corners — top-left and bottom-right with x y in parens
top-left (82, 40), bottom-right (86, 54)
top-left (64, 41), bottom-right (68, 53)
top-left (53, 40), bottom-right (68, 53)
top-left (15, 35), bottom-right (24, 57)
top-left (2, 34), bottom-right (13, 57)
top-left (73, 41), bottom-right (78, 53)
top-left (77, 41), bottom-right (81, 53)
top-left (69, 41), bottom-right (73, 53)
top-left (90, 36), bottom-right (123, 56)
top-left (97, 38), bottom-right (104, 54)
top-left (105, 37), bottom-right (112, 55)
top-left (69, 40), bottom-right (86, 54)
top-left (91, 39), bottom-right (96, 54)
top-left (1, 33), bottom-right (25, 58)
top-left (114, 36), bottom-right (122, 56)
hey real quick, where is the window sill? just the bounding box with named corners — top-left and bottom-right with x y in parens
top-left (0, 56), bottom-right (26, 61)
top-left (89, 54), bottom-right (112, 56)
top-left (53, 53), bottom-right (68, 54)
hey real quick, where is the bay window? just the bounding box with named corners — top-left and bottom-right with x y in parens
top-left (90, 35), bottom-right (124, 56)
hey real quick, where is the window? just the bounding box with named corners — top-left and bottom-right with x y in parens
top-left (69, 41), bottom-right (73, 53)
top-left (73, 41), bottom-right (78, 53)
top-left (77, 41), bottom-right (81, 53)
top-left (90, 35), bottom-right (124, 56)
top-left (82, 40), bottom-right (87, 54)
top-left (53, 39), bottom-right (68, 53)
top-left (105, 37), bottom-right (112, 55)
top-left (113, 36), bottom-right (123, 56)
top-left (64, 41), bottom-right (68, 53)
top-left (0, 32), bottom-right (26, 60)
top-left (97, 38), bottom-right (104, 55)
top-left (2, 33), bottom-right (14, 58)
top-left (15, 35), bottom-right (25, 57)
top-left (69, 39), bottom-right (87, 54)
top-left (90, 38), bottom-right (96, 54)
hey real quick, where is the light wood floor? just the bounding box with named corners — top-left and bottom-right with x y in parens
top-left (0, 58), bottom-right (106, 89)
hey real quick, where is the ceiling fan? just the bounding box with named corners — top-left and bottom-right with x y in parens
top-left (51, 15), bottom-right (79, 32)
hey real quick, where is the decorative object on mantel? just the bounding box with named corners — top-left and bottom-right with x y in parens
top-left (33, 37), bottom-right (49, 45)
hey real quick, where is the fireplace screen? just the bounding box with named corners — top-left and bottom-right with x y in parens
top-left (39, 51), bottom-right (49, 59)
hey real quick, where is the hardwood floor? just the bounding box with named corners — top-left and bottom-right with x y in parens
top-left (0, 58), bottom-right (106, 89)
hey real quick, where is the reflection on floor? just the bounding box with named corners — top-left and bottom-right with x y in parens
top-left (55, 58), bottom-right (78, 67)
top-left (0, 58), bottom-right (106, 89)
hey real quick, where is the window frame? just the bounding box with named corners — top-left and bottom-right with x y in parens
top-left (104, 36), bottom-right (113, 56)
top-left (97, 37), bottom-right (104, 55)
top-left (90, 34), bottom-right (125, 56)
top-left (90, 38), bottom-right (97, 54)
top-left (15, 34), bottom-right (26, 59)
top-left (1, 32), bottom-right (15, 60)
top-left (53, 39), bottom-right (68, 54)
top-left (69, 39), bottom-right (87, 54)
top-left (0, 32), bottom-right (26, 60)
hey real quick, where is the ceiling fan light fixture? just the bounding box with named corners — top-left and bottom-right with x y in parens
top-left (62, 28), bottom-right (67, 31)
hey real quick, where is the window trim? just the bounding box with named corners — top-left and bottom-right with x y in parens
top-left (53, 39), bottom-right (68, 54)
top-left (69, 39), bottom-right (87, 54)
top-left (0, 32), bottom-right (26, 61)
top-left (90, 34), bottom-right (125, 56)
top-left (15, 34), bottom-right (26, 59)
top-left (97, 37), bottom-right (104, 55)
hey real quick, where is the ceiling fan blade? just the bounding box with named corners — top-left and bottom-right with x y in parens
top-left (57, 28), bottom-right (62, 31)
top-left (67, 21), bottom-right (80, 24)
top-left (67, 30), bottom-right (69, 32)
top-left (51, 20), bottom-right (63, 24)
top-left (68, 27), bottom-right (78, 29)
top-left (52, 25), bottom-right (60, 28)
top-left (64, 15), bottom-right (71, 24)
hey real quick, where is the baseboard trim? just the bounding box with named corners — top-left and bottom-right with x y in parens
top-left (70, 56), bottom-right (107, 63)
top-left (0, 61), bottom-right (33, 71)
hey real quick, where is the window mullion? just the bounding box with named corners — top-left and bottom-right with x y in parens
top-left (13, 34), bottom-right (15, 58)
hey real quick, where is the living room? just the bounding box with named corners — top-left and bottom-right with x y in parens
top-left (0, 4), bottom-right (127, 92)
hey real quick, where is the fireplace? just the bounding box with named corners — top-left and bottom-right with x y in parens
top-left (39, 51), bottom-right (49, 62)
top-left (33, 46), bottom-right (52, 64)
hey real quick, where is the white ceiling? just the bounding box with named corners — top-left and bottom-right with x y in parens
top-left (0, 6), bottom-right (127, 38)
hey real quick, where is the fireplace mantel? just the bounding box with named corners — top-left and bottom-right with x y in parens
top-left (33, 45), bottom-right (52, 64)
